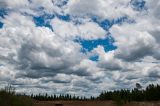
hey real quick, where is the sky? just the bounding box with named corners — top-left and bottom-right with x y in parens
top-left (0, 0), bottom-right (160, 97)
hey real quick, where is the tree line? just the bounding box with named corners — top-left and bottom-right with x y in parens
top-left (97, 83), bottom-right (160, 102)
top-left (31, 93), bottom-right (89, 101)
top-left (31, 83), bottom-right (160, 101)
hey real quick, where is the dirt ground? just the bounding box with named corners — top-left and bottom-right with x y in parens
top-left (34, 100), bottom-right (160, 106)
top-left (34, 101), bottom-right (115, 106)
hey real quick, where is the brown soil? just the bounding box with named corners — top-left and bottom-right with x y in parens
top-left (34, 100), bottom-right (160, 106)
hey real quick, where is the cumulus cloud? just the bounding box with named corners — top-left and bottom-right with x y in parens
top-left (51, 17), bottom-right (107, 40)
top-left (110, 23), bottom-right (156, 61)
top-left (66, 0), bottom-right (137, 20)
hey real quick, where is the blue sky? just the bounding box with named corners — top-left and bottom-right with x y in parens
top-left (0, 0), bottom-right (160, 97)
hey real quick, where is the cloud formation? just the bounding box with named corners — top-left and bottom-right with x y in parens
top-left (0, 0), bottom-right (160, 96)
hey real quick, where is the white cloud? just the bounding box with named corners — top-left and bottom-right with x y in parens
top-left (30, 0), bottom-right (63, 14)
top-left (2, 12), bottom-right (35, 27)
top-left (66, 0), bottom-right (137, 20)
top-left (5, 0), bottom-right (29, 9)
top-left (110, 23), bottom-right (156, 61)
top-left (78, 21), bottom-right (107, 39)
top-left (51, 17), bottom-right (107, 40)
top-left (51, 18), bottom-right (78, 39)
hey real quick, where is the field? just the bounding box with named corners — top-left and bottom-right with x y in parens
top-left (34, 100), bottom-right (160, 106)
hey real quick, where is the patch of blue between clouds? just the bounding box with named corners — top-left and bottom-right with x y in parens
top-left (74, 36), bottom-right (117, 61)
top-left (0, 9), bottom-right (7, 18)
top-left (33, 13), bottom-right (71, 31)
top-left (92, 17), bottom-right (111, 31)
top-left (77, 36), bottom-right (117, 52)
top-left (33, 14), bottom-right (54, 31)
top-left (56, 14), bottom-right (71, 21)
top-left (131, 0), bottom-right (146, 11)
top-left (0, 8), bottom-right (8, 28)
top-left (89, 55), bottom-right (99, 61)
top-left (92, 16), bottom-right (135, 31)
top-left (0, 22), bottom-right (3, 28)
top-left (56, 0), bottom-right (69, 8)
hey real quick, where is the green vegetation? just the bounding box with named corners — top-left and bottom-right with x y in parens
top-left (98, 83), bottom-right (160, 102)
top-left (31, 93), bottom-right (88, 101)
top-left (0, 85), bottom-right (34, 106)
top-left (31, 83), bottom-right (160, 102)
